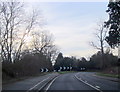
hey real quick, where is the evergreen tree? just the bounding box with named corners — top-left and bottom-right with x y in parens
top-left (54, 53), bottom-right (63, 70)
top-left (105, 1), bottom-right (120, 48)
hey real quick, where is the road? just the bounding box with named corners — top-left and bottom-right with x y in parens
top-left (2, 73), bottom-right (59, 92)
top-left (75, 72), bottom-right (119, 91)
top-left (2, 72), bottom-right (120, 92)
top-left (45, 72), bottom-right (120, 92)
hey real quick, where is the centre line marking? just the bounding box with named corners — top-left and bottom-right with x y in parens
top-left (45, 75), bottom-right (59, 92)
top-left (27, 77), bottom-right (50, 91)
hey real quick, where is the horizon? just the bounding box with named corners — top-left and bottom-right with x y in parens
top-left (27, 2), bottom-right (118, 59)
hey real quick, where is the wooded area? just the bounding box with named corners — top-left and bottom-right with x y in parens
top-left (1, 1), bottom-right (120, 81)
top-left (54, 52), bottom-right (118, 71)
top-left (0, 2), bottom-right (58, 80)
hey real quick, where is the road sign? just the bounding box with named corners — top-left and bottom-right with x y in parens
top-left (70, 67), bottom-right (72, 70)
top-left (40, 68), bottom-right (44, 72)
top-left (45, 68), bottom-right (48, 72)
top-left (64, 67), bottom-right (66, 70)
top-left (60, 67), bottom-right (62, 70)
top-left (67, 67), bottom-right (69, 69)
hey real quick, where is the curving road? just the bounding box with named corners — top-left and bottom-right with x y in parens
top-left (47, 73), bottom-right (97, 91)
top-left (76, 72), bottom-right (119, 91)
top-left (46, 72), bottom-right (120, 92)
top-left (2, 73), bottom-right (59, 91)
top-left (2, 72), bottom-right (120, 92)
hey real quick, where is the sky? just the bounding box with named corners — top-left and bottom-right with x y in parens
top-left (27, 1), bottom-right (117, 59)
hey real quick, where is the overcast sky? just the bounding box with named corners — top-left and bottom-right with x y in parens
top-left (27, 1), bottom-right (117, 59)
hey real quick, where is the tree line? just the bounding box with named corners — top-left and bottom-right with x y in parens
top-left (54, 51), bottom-right (118, 72)
top-left (90, 0), bottom-right (120, 69)
top-left (0, 1), bottom-right (59, 79)
top-left (54, 0), bottom-right (120, 71)
top-left (1, 0), bottom-right (120, 79)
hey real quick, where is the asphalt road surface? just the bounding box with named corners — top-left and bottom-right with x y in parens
top-left (2, 72), bottom-right (120, 92)
top-left (2, 73), bottom-right (59, 91)
top-left (46, 72), bottom-right (120, 92)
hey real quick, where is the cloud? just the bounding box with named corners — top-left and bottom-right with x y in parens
top-left (44, 22), bottom-right (97, 58)
top-left (28, 2), bottom-right (117, 58)
top-left (16, 0), bottom-right (108, 2)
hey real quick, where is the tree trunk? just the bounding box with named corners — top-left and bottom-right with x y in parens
top-left (118, 43), bottom-right (120, 66)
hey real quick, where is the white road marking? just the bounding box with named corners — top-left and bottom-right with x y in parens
top-left (38, 77), bottom-right (53, 91)
top-left (45, 75), bottom-right (59, 92)
top-left (75, 74), bottom-right (103, 92)
top-left (96, 86), bottom-right (100, 89)
top-left (38, 80), bottom-right (48, 91)
top-left (27, 77), bottom-right (50, 91)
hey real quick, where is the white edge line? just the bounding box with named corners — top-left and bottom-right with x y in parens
top-left (45, 76), bottom-right (59, 92)
top-left (27, 77), bottom-right (50, 91)
top-left (75, 74), bottom-right (103, 92)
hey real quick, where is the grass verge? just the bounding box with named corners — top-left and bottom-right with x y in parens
top-left (2, 72), bottom-right (51, 85)
top-left (96, 72), bottom-right (120, 78)
top-left (58, 71), bottom-right (77, 74)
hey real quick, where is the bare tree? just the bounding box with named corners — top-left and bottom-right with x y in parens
top-left (0, 2), bottom-right (23, 63)
top-left (0, 1), bottom-right (38, 63)
top-left (48, 46), bottom-right (59, 62)
top-left (31, 31), bottom-right (59, 62)
top-left (13, 9), bottom-right (38, 62)
top-left (90, 22), bottom-right (108, 69)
